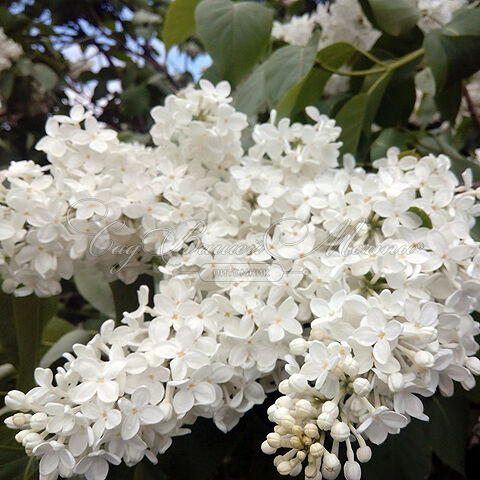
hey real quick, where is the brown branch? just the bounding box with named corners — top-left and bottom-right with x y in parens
top-left (142, 44), bottom-right (181, 91)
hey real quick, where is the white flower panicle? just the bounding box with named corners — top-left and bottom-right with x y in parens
top-left (3, 79), bottom-right (480, 480)
top-left (272, 0), bottom-right (470, 97)
top-left (272, 0), bottom-right (380, 50)
top-left (272, 0), bottom-right (468, 49)
top-left (0, 27), bottom-right (22, 71)
top-left (4, 281), bottom-right (274, 480)
top-left (0, 80), bottom-right (248, 296)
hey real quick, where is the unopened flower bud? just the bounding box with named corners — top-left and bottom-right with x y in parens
top-left (278, 379), bottom-right (292, 395)
top-left (353, 378), bottom-right (371, 396)
top-left (388, 372), bottom-right (405, 392)
top-left (344, 460), bottom-right (361, 480)
top-left (15, 430), bottom-right (29, 444)
top-left (291, 425), bottom-right (303, 437)
top-left (30, 412), bottom-right (48, 431)
top-left (272, 407), bottom-right (290, 423)
top-left (267, 405), bottom-right (277, 419)
top-left (267, 432), bottom-right (282, 449)
top-left (23, 432), bottom-right (42, 449)
top-left (261, 440), bottom-right (276, 454)
top-left (295, 399), bottom-right (313, 418)
top-left (276, 397), bottom-right (293, 410)
top-left (280, 415), bottom-right (296, 431)
top-left (321, 401), bottom-right (339, 418)
top-left (317, 412), bottom-right (334, 430)
top-left (290, 338), bottom-right (308, 355)
top-left (322, 452), bottom-right (341, 479)
top-left (4, 390), bottom-right (28, 411)
top-left (296, 450), bottom-right (306, 462)
top-left (290, 436), bottom-right (303, 449)
top-left (304, 422), bottom-right (319, 438)
top-left (331, 421), bottom-right (350, 442)
top-left (466, 357), bottom-right (480, 375)
top-left (289, 373), bottom-right (308, 393)
top-left (305, 464), bottom-right (318, 478)
top-left (414, 350), bottom-right (434, 368)
top-left (277, 460), bottom-right (292, 475)
top-left (342, 358), bottom-right (359, 377)
top-left (356, 446), bottom-right (372, 463)
top-left (12, 413), bottom-right (29, 428)
top-left (310, 442), bottom-right (325, 457)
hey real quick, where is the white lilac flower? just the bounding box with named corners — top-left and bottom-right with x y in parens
top-left (3, 80), bottom-right (480, 480)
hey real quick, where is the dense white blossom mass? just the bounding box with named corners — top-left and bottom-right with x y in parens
top-left (4, 80), bottom-right (480, 480)
top-left (272, 0), bottom-right (474, 99)
top-left (272, 0), bottom-right (468, 48)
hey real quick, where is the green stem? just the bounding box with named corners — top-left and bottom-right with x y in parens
top-left (387, 48), bottom-right (424, 70)
top-left (317, 48), bottom-right (425, 77)
top-left (316, 62), bottom-right (387, 77)
top-left (367, 70), bottom-right (391, 96)
top-left (353, 47), bottom-right (389, 67)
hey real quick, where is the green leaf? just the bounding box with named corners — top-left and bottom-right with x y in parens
top-left (0, 290), bottom-right (18, 366)
top-left (373, 26), bottom-right (425, 57)
top-left (426, 395), bottom-right (468, 475)
top-left (424, 9), bottom-right (480, 91)
top-left (370, 128), bottom-right (409, 160)
top-left (42, 316), bottom-right (74, 344)
top-left (408, 207), bottom-right (433, 229)
top-left (366, 0), bottom-right (420, 36)
top-left (120, 85), bottom-right (151, 117)
top-left (195, 0), bottom-right (273, 87)
top-left (235, 40), bottom-right (317, 115)
top-left (361, 71), bottom-right (393, 128)
top-left (234, 63), bottom-right (267, 115)
top-left (0, 424), bottom-right (37, 480)
top-left (335, 71), bottom-right (391, 154)
top-left (264, 42), bottom-right (317, 106)
top-left (163, 0), bottom-right (203, 52)
top-left (335, 93), bottom-right (370, 155)
top-left (434, 80), bottom-right (461, 123)
top-left (12, 295), bottom-right (57, 390)
top-left (74, 267), bottom-right (115, 318)
top-left (276, 42), bottom-right (356, 119)
top-left (31, 63), bottom-right (58, 90)
top-left (0, 70), bottom-right (15, 100)
top-left (362, 418), bottom-right (432, 480)
top-left (154, 418), bottom-right (233, 480)
top-left (375, 76), bottom-right (416, 127)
